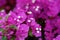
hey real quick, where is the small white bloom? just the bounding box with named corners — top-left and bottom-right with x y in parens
top-left (35, 6), bottom-right (40, 11)
top-left (26, 6), bottom-right (29, 9)
top-left (36, 6), bottom-right (40, 8)
top-left (17, 16), bottom-right (21, 18)
top-left (17, 19), bottom-right (20, 22)
top-left (25, 4), bottom-right (29, 9)
top-left (39, 28), bottom-right (41, 31)
top-left (27, 11), bottom-right (32, 14)
top-left (1, 10), bottom-right (5, 12)
top-left (32, 0), bottom-right (36, 3)
top-left (36, 28), bottom-right (39, 30)
top-left (27, 20), bottom-right (31, 22)
top-left (35, 8), bottom-right (38, 11)
top-left (30, 18), bottom-right (34, 20)
top-left (14, 18), bottom-right (16, 20)
top-left (37, 31), bottom-right (40, 33)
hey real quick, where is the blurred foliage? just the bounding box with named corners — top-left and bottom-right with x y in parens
top-left (10, 25), bottom-right (16, 29)
top-left (11, 36), bottom-right (15, 40)
top-left (2, 36), bottom-right (7, 40)
top-left (0, 7), bottom-right (3, 11)
top-left (0, 28), bottom-right (3, 31)
top-left (28, 29), bottom-right (33, 37)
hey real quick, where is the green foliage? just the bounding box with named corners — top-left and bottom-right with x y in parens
top-left (2, 36), bottom-right (7, 40)
top-left (10, 25), bottom-right (16, 29)
top-left (29, 30), bottom-right (33, 37)
top-left (0, 28), bottom-right (4, 32)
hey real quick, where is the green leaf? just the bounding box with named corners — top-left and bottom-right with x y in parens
top-left (11, 37), bottom-right (15, 40)
top-left (2, 36), bottom-right (7, 40)
top-left (0, 28), bottom-right (4, 31)
top-left (0, 28), bottom-right (2, 31)
top-left (10, 25), bottom-right (16, 29)
top-left (11, 36), bottom-right (15, 40)
top-left (29, 30), bottom-right (33, 37)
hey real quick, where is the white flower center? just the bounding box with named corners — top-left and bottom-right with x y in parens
top-left (35, 6), bottom-right (40, 11)
top-left (17, 19), bottom-right (20, 22)
top-left (17, 16), bottom-right (21, 18)
top-left (27, 11), bottom-right (32, 14)
top-left (32, 0), bottom-right (36, 3)
top-left (27, 20), bottom-right (31, 22)
top-left (37, 31), bottom-right (40, 33)
top-left (36, 28), bottom-right (39, 30)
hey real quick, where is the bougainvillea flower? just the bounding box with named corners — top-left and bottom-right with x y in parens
top-left (16, 24), bottom-right (29, 39)
top-left (0, 0), bottom-right (60, 40)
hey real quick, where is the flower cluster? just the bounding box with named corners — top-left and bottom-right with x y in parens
top-left (0, 0), bottom-right (60, 40)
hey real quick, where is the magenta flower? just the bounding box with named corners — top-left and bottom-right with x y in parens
top-left (0, 0), bottom-right (60, 40)
top-left (0, 10), bottom-right (6, 24)
top-left (31, 23), bottom-right (41, 37)
top-left (15, 24), bottom-right (29, 40)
